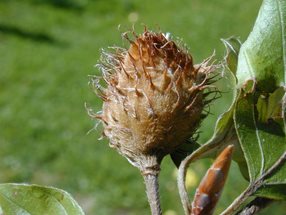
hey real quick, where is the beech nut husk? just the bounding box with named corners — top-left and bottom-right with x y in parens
top-left (90, 30), bottom-right (218, 172)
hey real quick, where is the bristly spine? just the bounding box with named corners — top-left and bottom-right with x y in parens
top-left (90, 29), bottom-right (220, 170)
top-left (89, 28), bottom-right (221, 215)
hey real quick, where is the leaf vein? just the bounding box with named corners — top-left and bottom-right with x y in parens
top-left (276, 0), bottom-right (286, 84)
top-left (0, 190), bottom-right (31, 214)
top-left (242, 50), bottom-right (255, 80)
top-left (252, 102), bottom-right (265, 175)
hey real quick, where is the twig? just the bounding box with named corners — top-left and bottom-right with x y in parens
top-left (220, 152), bottom-right (286, 215)
top-left (143, 173), bottom-right (162, 215)
top-left (178, 142), bottom-right (220, 214)
top-left (236, 197), bottom-right (273, 215)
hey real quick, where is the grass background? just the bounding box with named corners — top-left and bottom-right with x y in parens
top-left (0, 0), bottom-right (285, 214)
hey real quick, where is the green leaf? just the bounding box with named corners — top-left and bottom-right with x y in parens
top-left (257, 87), bottom-right (285, 123)
top-left (234, 93), bottom-right (263, 180)
top-left (0, 183), bottom-right (85, 215)
top-left (234, 89), bottom-right (286, 197)
top-left (255, 184), bottom-right (286, 200)
top-left (221, 37), bottom-right (241, 74)
top-left (187, 67), bottom-right (246, 166)
top-left (200, 38), bottom-right (241, 155)
top-left (236, 0), bottom-right (286, 92)
top-left (201, 67), bottom-right (238, 152)
top-left (234, 0), bottom-right (286, 200)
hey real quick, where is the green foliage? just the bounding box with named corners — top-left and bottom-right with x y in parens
top-left (236, 0), bottom-right (286, 90)
top-left (2, 0), bottom-right (286, 214)
top-left (234, 0), bottom-right (286, 200)
top-left (221, 37), bottom-right (241, 73)
top-left (0, 184), bottom-right (84, 215)
top-left (178, 0), bottom-right (286, 212)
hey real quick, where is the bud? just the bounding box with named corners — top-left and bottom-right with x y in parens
top-left (191, 145), bottom-right (234, 215)
top-left (91, 30), bottom-right (217, 172)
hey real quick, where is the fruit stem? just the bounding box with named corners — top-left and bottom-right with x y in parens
top-left (143, 173), bottom-right (162, 215)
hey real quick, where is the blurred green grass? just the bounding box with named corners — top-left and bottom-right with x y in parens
top-left (0, 0), bottom-right (285, 214)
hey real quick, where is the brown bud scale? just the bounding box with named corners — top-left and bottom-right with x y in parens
top-left (191, 145), bottom-right (234, 215)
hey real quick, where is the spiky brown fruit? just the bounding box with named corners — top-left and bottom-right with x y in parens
top-left (91, 30), bottom-right (217, 172)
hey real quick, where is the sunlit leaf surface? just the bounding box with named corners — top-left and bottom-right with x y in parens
top-left (235, 0), bottom-right (286, 200)
top-left (0, 183), bottom-right (85, 215)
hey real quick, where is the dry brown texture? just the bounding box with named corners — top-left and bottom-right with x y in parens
top-left (92, 30), bottom-right (217, 170)
top-left (191, 145), bottom-right (234, 215)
